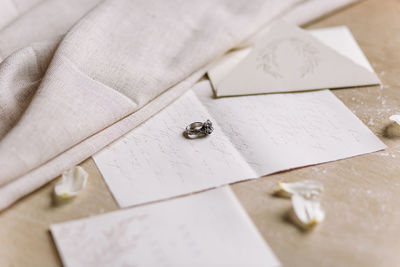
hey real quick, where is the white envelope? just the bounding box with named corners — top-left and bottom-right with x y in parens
top-left (209, 21), bottom-right (380, 97)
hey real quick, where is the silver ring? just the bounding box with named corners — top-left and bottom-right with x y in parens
top-left (185, 119), bottom-right (214, 138)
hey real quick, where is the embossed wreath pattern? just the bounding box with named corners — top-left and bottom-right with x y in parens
top-left (256, 37), bottom-right (320, 79)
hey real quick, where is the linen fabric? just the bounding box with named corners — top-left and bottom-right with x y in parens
top-left (0, 0), bottom-right (358, 210)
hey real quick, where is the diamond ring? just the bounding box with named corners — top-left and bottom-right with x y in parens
top-left (185, 119), bottom-right (214, 138)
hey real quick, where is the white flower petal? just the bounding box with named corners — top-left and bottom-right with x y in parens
top-left (278, 180), bottom-right (323, 199)
top-left (291, 194), bottom-right (325, 227)
top-left (54, 166), bottom-right (88, 199)
top-left (389, 115), bottom-right (400, 125)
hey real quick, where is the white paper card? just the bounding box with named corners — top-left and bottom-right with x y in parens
top-left (195, 82), bottom-right (385, 175)
top-left (209, 22), bottom-right (380, 97)
top-left (93, 81), bottom-right (385, 208)
top-left (94, 90), bottom-right (256, 207)
top-left (51, 187), bottom-right (280, 267)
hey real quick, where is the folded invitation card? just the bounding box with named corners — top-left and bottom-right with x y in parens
top-left (51, 187), bottom-right (280, 267)
top-left (208, 22), bottom-right (380, 97)
top-left (93, 81), bottom-right (385, 208)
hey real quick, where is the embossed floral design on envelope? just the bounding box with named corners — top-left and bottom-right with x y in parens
top-left (209, 21), bottom-right (380, 97)
top-left (256, 37), bottom-right (320, 79)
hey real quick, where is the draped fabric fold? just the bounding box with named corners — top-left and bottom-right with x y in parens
top-left (0, 0), bottom-right (358, 210)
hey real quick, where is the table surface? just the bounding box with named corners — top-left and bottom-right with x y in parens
top-left (1, 0), bottom-right (399, 266)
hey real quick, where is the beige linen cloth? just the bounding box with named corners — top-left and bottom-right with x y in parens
top-left (0, 0), bottom-right (357, 210)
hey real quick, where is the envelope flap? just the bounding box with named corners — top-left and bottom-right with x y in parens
top-left (212, 21), bottom-right (380, 97)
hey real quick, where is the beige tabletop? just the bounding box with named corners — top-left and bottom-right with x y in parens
top-left (1, 0), bottom-right (399, 266)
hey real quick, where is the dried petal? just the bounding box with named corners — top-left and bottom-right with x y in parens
top-left (278, 180), bottom-right (323, 199)
top-left (291, 194), bottom-right (325, 227)
top-left (54, 166), bottom-right (88, 199)
top-left (389, 115), bottom-right (400, 125)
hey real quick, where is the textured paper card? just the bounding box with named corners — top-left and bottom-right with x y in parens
top-left (195, 82), bottom-right (385, 175)
top-left (93, 81), bottom-right (385, 207)
top-left (51, 187), bottom-right (280, 267)
top-left (209, 22), bottom-right (380, 97)
top-left (94, 90), bottom-right (256, 207)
